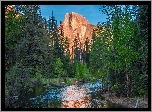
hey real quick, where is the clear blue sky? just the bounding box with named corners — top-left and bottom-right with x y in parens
top-left (40, 5), bottom-right (108, 26)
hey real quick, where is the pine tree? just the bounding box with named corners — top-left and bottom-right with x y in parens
top-left (11, 5), bottom-right (51, 85)
top-left (73, 33), bottom-right (80, 62)
top-left (5, 5), bottom-right (22, 72)
top-left (85, 37), bottom-right (90, 66)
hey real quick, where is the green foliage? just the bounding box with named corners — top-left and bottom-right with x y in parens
top-left (68, 62), bottom-right (76, 77)
top-left (75, 62), bottom-right (90, 80)
top-left (66, 79), bottom-right (71, 86)
top-left (97, 68), bottom-right (106, 79)
top-left (5, 66), bottom-right (17, 88)
top-left (35, 65), bottom-right (42, 82)
top-left (89, 5), bottom-right (148, 97)
top-left (61, 54), bottom-right (71, 77)
top-left (54, 58), bottom-right (64, 76)
top-left (5, 7), bottom-right (22, 71)
top-left (75, 62), bottom-right (83, 80)
top-left (91, 77), bottom-right (96, 83)
top-left (138, 89), bottom-right (146, 96)
top-left (5, 5), bottom-right (54, 100)
top-left (111, 82), bottom-right (119, 90)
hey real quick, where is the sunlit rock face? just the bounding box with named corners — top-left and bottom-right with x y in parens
top-left (5, 5), bottom-right (20, 18)
top-left (61, 85), bottom-right (92, 108)
top-left (58, 12), bottom-right (97, 57)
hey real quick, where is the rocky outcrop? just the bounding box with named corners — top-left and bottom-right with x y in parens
top-left (58, 12), bottom-right (97, 58)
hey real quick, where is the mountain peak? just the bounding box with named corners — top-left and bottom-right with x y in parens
top-left (58, 12), bottom-right (97, 58)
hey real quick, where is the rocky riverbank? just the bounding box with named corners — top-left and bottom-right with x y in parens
top-left (52, 79), bottom-right (148, 108)
top-left (99, 93), bottom-right (148, 108)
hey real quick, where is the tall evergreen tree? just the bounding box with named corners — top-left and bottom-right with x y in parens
top-left (5, 5), bottom-right (22, 72)
top-left (73, 34), bottom-right (80, 62)
top-left (10, 5), bottom-right (51, 85)
top-left (85, 37), bottom-right (90, 66)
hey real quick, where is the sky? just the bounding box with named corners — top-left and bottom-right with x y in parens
top-left (40, 5), bottom-right (108, 26)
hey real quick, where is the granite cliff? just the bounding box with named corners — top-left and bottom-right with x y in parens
top-left (58, 12), bottom-right (97, 58)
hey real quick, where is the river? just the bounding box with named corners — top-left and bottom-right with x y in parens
top-left (20, 80), bottom-right (125, 108)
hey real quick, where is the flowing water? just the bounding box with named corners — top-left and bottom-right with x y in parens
top-left (20, 80), bottom-right (125, 108)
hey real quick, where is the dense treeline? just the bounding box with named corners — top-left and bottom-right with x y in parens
top-left (90, 5), bottom-right (148, 97)
top-left (5, 5), bottom-right (148, 108)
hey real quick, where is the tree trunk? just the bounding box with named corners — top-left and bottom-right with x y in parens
top-left (63, 76), bottom-right (66, 83)
top-left (114, 56), bottom-right (118, 82)
top-left (108, 83), bottom-right (110, 96)
top-left (126, 65), bottom-right (129, 97)
top-left (58, 74), bottom-right (60, 84)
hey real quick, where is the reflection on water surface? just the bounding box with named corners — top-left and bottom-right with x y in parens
top-left (61, 85), bottom-right (92, 108)
top-left (21, 80), bottom-right (124, 108)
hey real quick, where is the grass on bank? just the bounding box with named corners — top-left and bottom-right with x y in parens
top-left (31, 77), bottom-right (76, 87)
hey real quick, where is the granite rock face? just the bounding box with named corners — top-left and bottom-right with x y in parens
top-left (58, 12), bottom-right (97, 57)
